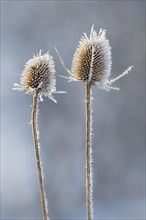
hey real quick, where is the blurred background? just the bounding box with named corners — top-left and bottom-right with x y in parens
top-left (1, 1), bottom-right (145, 219)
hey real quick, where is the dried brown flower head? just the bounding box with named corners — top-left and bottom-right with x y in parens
top-left (55, 25), bottom-right (133, 91)
top-left (13, 51), bottom-right (64, 102)
top-left (71, 27), bottom-right (111, 85)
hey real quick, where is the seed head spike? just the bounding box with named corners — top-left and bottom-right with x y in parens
top-left (13, 51), bottom-right (65, 102)
top-left (56, 26), bottom-right (133, 90)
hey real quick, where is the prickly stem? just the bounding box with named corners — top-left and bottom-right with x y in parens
top-left (32, 92), bottom-right (48, 220)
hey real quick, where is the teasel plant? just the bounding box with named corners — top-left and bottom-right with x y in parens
top-left (13, 51), bottom-right (65, 220)
top-left (55, 25), bottom-right (133, 220)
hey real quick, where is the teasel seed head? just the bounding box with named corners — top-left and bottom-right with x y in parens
top-left (13, 51), bottom-right (65, 102)
top-left (55, 25), bottom-right (133, 91)
top-left (71, 26), bottom-right (112, 86)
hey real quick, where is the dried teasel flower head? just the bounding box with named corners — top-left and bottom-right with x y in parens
top-left (13, 51), bottom-right (65, 102)
top-left (55, 25), bottom-right (133, 91)
top-left (71, 26), bottom-right (112, 85)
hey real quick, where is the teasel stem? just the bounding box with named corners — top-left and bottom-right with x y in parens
top-left (32, 92), bottom-right (48, 220)
top-left (85, 82), bottom-right (93, 220)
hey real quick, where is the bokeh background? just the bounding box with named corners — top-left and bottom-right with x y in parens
top-left (1, 1), bottom-right (145, 219)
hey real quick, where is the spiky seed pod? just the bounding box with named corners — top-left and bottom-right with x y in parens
top-left (56, 25), bottom-right (133, 91)
top-left (71, 27), bottom-right (112, 86)
top-left (13, 51), bottom-right (59, 102)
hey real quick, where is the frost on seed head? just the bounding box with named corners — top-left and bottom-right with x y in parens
top-left (13, 51), bottom-right (65, 102)
top-left (55, 25), bottom-right (133, 91)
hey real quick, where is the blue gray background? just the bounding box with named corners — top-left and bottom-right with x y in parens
top-left (1, 0), bottom-right (145, 219)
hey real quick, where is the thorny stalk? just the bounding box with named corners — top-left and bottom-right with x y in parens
top-left (85, 83), bottom-right (93, 220)
top-left (32, 92), bottom-right (48, 220)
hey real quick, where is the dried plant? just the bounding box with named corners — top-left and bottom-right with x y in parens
top-left (55, 25), bottom-right (133, 220)
top-left (13, 51), bottom-right (65, 220)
